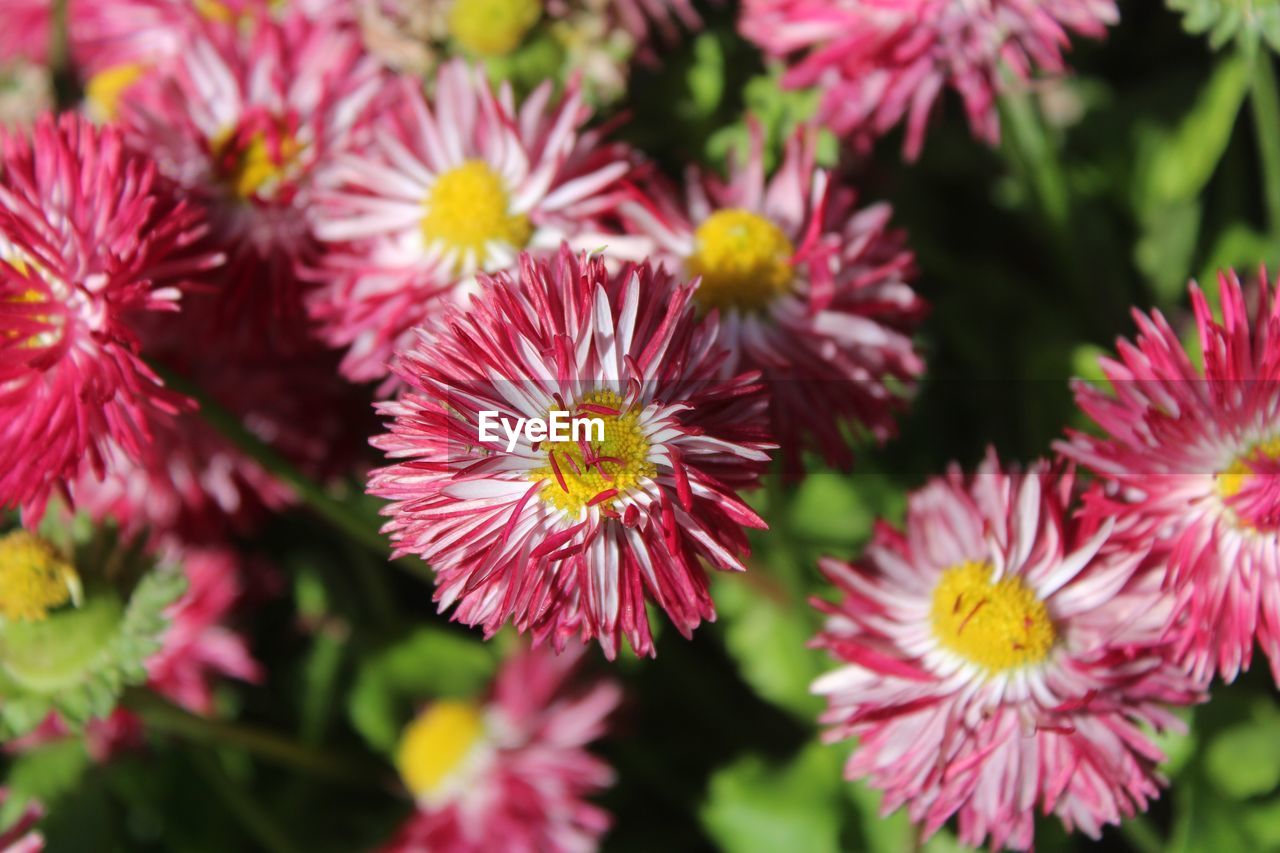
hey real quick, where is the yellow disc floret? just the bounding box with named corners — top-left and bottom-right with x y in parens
top-left (0, 530), bottom-right (82, 623)
top-left (687, 209), bottom-right (795, 313)
top-left (930, 560), bottom-right (1056, 674)
top-left (447, 0), bottom-right (542, 57)
top-left (1218, 436), bottom-right (1280, 500)
top-left (211, 126), bottom-right (303, 200)
top-left (422, 160), bottom-right (533, 272)
top-left (396, 700), bottom-right (486, 800)
top-left (529, 389), bottom-right (656, 516)
top-left (85, 64), bottom-right (146, 121)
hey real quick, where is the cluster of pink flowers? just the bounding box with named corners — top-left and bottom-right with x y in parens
top-left (10, 0), bottom-right (1272, 851)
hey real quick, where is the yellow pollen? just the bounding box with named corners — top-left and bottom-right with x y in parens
top-left (1218, 436), bottom-right (1280, 501)
top-left (930, 561), bottom-right (1056, 674)
top-left (529, 389), bottom-right (655, 516)
top-left (687, 209), bottom-right (795, 313)
top-left (395, 700), bottom-right (486, 799)
top-left (0, 530), bottom-right (82, 623)
top-left (85, 64), bottom-right (146, 121)
top-left (211, 126), bottom-right (302, 200)
top-left (421, 160), bottom-right (532, 271)
top-left (447, 0), bottom-right (542, 57)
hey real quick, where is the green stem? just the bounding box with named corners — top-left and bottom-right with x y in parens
top-left (1118, 814), bottom-right (1164, 853)
top-left (998, 82), bottom-right (1070, 231)
top-left (190, 750), bottom-right (302, 853)
top-left (155, 363), bottom-right (430, 582)
top-left (1250, 50), bottom-right (1280, 238)
top-left (126, 689), bottom-right (383, 786)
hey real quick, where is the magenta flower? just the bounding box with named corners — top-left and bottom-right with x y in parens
top-left (811, 451), bottom-right (1201, 849)
top-left (0, 0), bottom-right (50, 66)
top-left (739, 0), bottom-right (1118, 158)
top-left (384, 643), bottom-right (620, 853)
top-left (118, 12), bottom-right (384, 344)
top-left (0, 113), bottom-right (217, 521)
top-left (369, 250), bottom-right (772, 658)
top-left (1059, 268), bottom-right (1280, 683)
top-left (309, 59), bottom-right (633, 384)
top-left (0, 788), bottom-right (42, 853)
top-left (620, 125), bottom-right (924, 469)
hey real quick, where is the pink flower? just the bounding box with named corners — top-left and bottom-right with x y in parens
top-left (308, 59), bottom-right (633, 384)
top-left (739, 0), bottom-right (1118, 158)
top-left (146, 546), bottom-right (264, 715)
top-left (811, 450), bottom-right (1201, 850)
top-left (621, 125), bottom-right (924, 469)
top-left (0, 0), bottom-right (51, 66)
top-left (369, 250), bottom-right (773, 658)
top-left (384, 643), bottom-right (620, 853)
top-left (0, 113), bottom-right (217, 521)
top-left (1058, 268), bottom-right (1280, 683)
top-left (118, 13), bottom-right (384, 345)
top-left (0, 788), bottom-right (42, 853)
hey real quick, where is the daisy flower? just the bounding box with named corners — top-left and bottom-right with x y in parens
top-left (309, 59), bottom-right (634, 384)
top-left (811, 451), bottom-right (1201, 850)
top-left (118, 12), bottom-right (383, 344)
top-left (0, 113), bottom-right (217, 522)
top-left (620, 125), bottom-right (924, 469)
top-left (384, 643), bottom-right (620, 853)
top-left (739, 0), bottom-right (1118, 158)
top-left (369, 250), bottom-right (773, 658)
top-left (1058, 268), bottom-right (1280, 683)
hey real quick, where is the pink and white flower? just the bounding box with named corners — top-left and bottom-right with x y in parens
top-left (369, 250), bottom-right (773, 658)
top-left (620, 125), bottom-right (924, 469)
top-left (0, 113), bottom-right (217, 521)
top-left (309, 59), bottom-right (634, 383)
top-left (384, 643), bottom-right (620, 853)
top-left (118, 13), bottom-right (383, 344)
top-left (0, 0), bottom-right (51, 66)
top-left (811, 450), bottom-right (1201, 850)
top-left (739, 0), bottom-right (1118, 158)
top-left (1059, 267), bottom-right (1280, 683)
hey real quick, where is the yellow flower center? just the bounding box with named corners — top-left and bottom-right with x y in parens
top-left (687, 209), bottom-right (795, 313)
top-left (1218, 436), bottom-right (1280, 500)
top-left (85, 64), bottom-right (146, 121)
top-left (447, 0), bottom-right (542, 57)
top-left (422, 160), bottom-right (532, 271)
top-left (528, 390), bottom-right (656, 516)
top-left (211, 125), bottom-right (303, 200)
top-left (395, 700), bottom-right (486, 800)
top-left (0, 530), bottom-right (82, 623)
top-left (930, 561), bottom-right (1056, 674)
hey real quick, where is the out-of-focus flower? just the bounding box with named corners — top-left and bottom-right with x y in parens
top-left (0, 788), bottom-right (42, 853)
top-left (621, 124), bottom-right (923, 470)
top-left (811, 451), bottom-right (1201, 850)
top-left (0, 0), bottom-right (51, 66)
top-left (739, 0), bottom-right (1118, 158)
top-left (309, 59), bottom-right (634, 384)
top-left (1058, 268), bottom-right (1280, 684)
top-left (369, 250), bottom-right (773, 658)
top-left (384, 643), bottom-right (619, 853)
top-left (69, 306), bottom-right (372, 547)
top-left (1168, 0), bottom-right (1280, 52)
top-left (0, 113), bottom-right (218, 521)
top-left (0, 62), bottom-right (53, 129)
top-left (357, 0), bottom-right (701, 94)
top-left (118, 13), bottom-right (383, 345)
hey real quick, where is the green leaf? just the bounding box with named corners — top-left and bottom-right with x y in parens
top-left (0, 738), bottom-right (91, 830)
top-left (348, 627), bottom-right (497, 754)
top-left (846, 778), bottom-right (912, 853)
top-left (1134, 198), bottom-right (1202, 306)
top-left (700, 743), bottom-right (844, 853)
top-left (712, 575), bottom-right (825, 719)
top-left (686, 33), bottom-right (726, 117)
top-left (1204, 713), bottom-right (1280, 798)
top-left (789, 473), bottom-right (900, 550)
